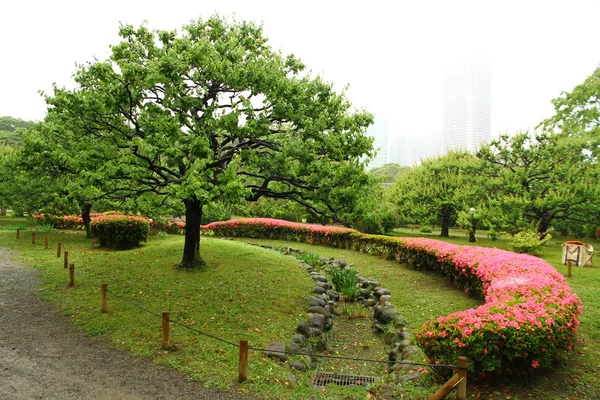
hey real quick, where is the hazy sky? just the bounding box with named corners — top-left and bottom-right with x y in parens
top-left (2, 0), bottom-right (599, 141)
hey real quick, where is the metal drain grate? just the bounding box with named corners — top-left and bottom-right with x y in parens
top-left (312, 372), bottom-right (379, 387)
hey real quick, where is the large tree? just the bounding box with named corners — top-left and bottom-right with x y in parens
top-left (45, 17), bottom-right (374, 268)
top-left (389, 151), bottom-right (485, 237)
top-left (477, 131), bottom-right (600, 235)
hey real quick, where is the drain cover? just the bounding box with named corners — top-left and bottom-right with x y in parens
top-left (312, 372), bottom-right (378, 387)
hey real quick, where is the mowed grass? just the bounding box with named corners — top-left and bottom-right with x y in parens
top-left (1, 216), bottom-right (599, 399)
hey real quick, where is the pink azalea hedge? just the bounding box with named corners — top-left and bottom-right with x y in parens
top-left (202, 218), bottom-right (582, 376)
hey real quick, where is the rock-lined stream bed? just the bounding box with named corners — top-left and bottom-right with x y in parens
top-left (256, 244), bottom-right (424, 386)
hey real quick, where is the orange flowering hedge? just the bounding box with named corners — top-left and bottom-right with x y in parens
top-left (202, 218), bottom-right (582, 376)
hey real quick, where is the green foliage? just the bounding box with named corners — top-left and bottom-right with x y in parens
top-left (299, 251), bottom-right (321, 267)
top-left (419, 225), bottom-right (432, 233)
top-left (367, 163), bottom-right (411, 184)
top-left (389, 151), bottom-right (487, 237)
top-left (44, 15), bottom-right (375, 267)
top-left (507, 230), bottom-right (552, 255)
top-left (34, 223), bottom-right (54, 233)
top-left (329, 267), bottom-right (360, 301)
top-left (90, 216), bottom-right (150, 250)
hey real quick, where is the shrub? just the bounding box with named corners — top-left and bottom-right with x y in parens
top-left (419, 225), bottom-right (432, 233)
top-left (508, 230), bottom-right (551, 255)
top-left (329, 267), bottom-right (360, 301)
top-left (299, 251), bottom-right (321, 267)
top-left (90, 215), bottom-right (150, 250)
top-left (203, 218), bottom-right (582, 376)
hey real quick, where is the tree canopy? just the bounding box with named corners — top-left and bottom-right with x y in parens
top-left (43, 16), bottom-right (375, 267)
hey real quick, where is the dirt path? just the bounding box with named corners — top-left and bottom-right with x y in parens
top-left (0, 249), bottom-right (253, 400)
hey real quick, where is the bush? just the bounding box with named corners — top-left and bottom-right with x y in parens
top-left (90, 215), bottom-right (150, 250)
top-left (329, 267), bottom-right (360, 301)
top-left (419, 225), bottom-right (432, 233)
top-left (508, 230), bottom-right (551, 255)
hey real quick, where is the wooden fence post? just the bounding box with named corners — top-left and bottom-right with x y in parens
top-left (16, 229), bottom-right (20, 239)
top-left (32, 232), bottom-right (36, 245)
top-left (57, 242), bottom-right (62, 258)
top-left (45, 236), bottom-right (48, 249)
top-left (567, 261), bottom-right (572, 278)
top-left (68, 263), bottom-right (75, 287)
top-left (162, 312), bottom-right (170, 350)
top-left (101, 284), bottom-right (108, 313)
top-left (64, 251), bottom-right (69, 268)
top-left (457, 356), bottom-right (467, 400)
top-left (238, 339), bottom-right (249, 383)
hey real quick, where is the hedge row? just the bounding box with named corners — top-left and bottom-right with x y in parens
top-left (202, 218), bottom-right (582, 376)
top-left (33, 213), bottom-right (185, 234)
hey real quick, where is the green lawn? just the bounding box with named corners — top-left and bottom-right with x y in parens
top-left (0, 217), bottom-right (598, 399)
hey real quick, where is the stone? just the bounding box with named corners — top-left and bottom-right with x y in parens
top-left (315, 281), bottom-right (329, 289)
top-left (374, 304), bottom-right (397, 324)
top-left (325, 317), bottom-right (333, 330)
top-left (292, 334), bottom-right (307, 345)
top-left (312, 275), bottom-right (328, 283)
top-left (291, 361), bottom-right (307, 372)
top-left (307, 306), bottom-right (330, 318)
top-left (379, 294), bottom-right (392, 303)
top-left (375, 288), bottom-right (392, 298)
top-left (286, 342), bottom-right (301, 354)
top-left (400, 330), bottom-right (412, 340)
top-left (327, 290), bottom-right (340, 301)
top-left (296, 322), bottom-right (311, 337)
top-left (396, 374), bottom-right (422, 383)
top-left (401, 346), bottom-right (419, 359)
top-left (307, 313), bottom-right (326, 329)
top-left (398, 339), bottom-right (411, 348)
top-left (264, 342), bottom-right (287, 361)
top-left (313, 286), bottom-right (327, 295)
top-left (335, 259), bottom-right (347, 267)
top-left (306, 296), bottom-right (326, 307)
top-left (363, 298), bottom-right (377, 307)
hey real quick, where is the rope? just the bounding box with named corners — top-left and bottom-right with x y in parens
top-left (58, 249), bottom-right (460, 371)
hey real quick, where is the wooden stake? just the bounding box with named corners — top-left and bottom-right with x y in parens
top-left (68, 263), bottom-right (75, 287)
top-left (57, 242), bottom-right (62, 258)
top-left (429, 373), bottom-right (461, 400)
top-left (64, 251), bottom-right (69, 268)
top-left (45, 236), bottom-right (48, 249)
top-left (162, 312), bottom-right (170, 350)
top-left (567, 261), bottom-right (572, 278)
top-left (238, 339), bottom-right (249, 383)
top-left (32, 232), bottom-right (36, 245)
top-left (457, 356), bottom-right (467, 400)
top-left (16, 229), bottom-right (20, 239)
top-left (101, 284), bottom-right (108, 313)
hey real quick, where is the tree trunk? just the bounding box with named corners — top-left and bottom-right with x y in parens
top-left (440, 205), bottom-right (452, 237)
top-left (538, 212), bottom-right (551, 239)
top-left (180, 198), bottom-right (204, 268)
top-left (81, 203), bottom-right (93, 238)
top-left (469, 219), bottom-right (477, 242)
top-left (0, 207), bottom-right (6, 217)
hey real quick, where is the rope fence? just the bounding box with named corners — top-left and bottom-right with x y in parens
top-left (19, 231), bottom-right (468, 399)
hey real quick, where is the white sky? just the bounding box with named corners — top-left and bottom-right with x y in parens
top-left (1, 0), bottom-right (599, 141)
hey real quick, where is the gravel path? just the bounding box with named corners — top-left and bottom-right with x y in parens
top-left (0, 249), bottom-right (254, 400)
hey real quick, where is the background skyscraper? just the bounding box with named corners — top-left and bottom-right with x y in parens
top-left (365, 116), bottom-right (389, 169)
top-left (442, 62), bottom-right (492, 153)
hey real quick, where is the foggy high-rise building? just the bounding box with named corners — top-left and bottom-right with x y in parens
top-left (365, 116), bottom-right (389, 169)
top-left (442, 62), bottom-right (491, 153)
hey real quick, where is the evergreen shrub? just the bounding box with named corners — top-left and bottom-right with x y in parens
top-left (90, 215), bottom-right (150, 250)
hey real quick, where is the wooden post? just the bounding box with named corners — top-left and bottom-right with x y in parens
top-left (457, 356), bottom-right (467, 400)
top-left (32, 232), bottom-right (36, 245)
top-left (567, 261), bottom-right (572, 278)
top-left (57, 242), bottom-right (62, 258)
top-left (238, 339), bottom-right (249, 383)
top-left (68, 263), bottom-right (75, 287)
top-left (16, 229), bottom-right (20, 239)
top-left (45, 236), bottom-right (48, 249)
top-left (429, 373), bottom-right (461, 400)
top-left (100, 284), bottom-right (108, 313)
top-left (64, 251), bottom-right (69, 268)
top-left (162, 312), bottom-right (170, 350)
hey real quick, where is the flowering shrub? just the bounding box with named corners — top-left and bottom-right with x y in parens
top-left (33, 213), bottom-right (85, 230)
top-left (90, 215), bottom-right (150, 250)
top-left (203, 218), bottom-right (582, 376)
